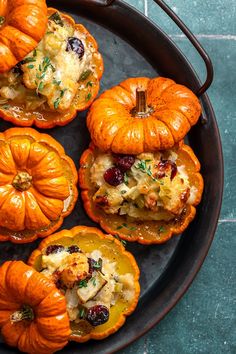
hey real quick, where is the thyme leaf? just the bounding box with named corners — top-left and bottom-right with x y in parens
top-left (49, 12), bottom-right (64, 27)
top-left (78, 279), bottom-right (88, 288)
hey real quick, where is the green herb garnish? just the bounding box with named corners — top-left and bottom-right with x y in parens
top-left (54, 89), bottom-right (67, 109)
top-left (53, 79), bottom-right (61, 86)
top-left (86, 81), bottom-right (93, 87)
top-left (23, 57), bottom-right (36, 64)
top-left (2, 105), bottom-right (10, 110)
top-left (121, 190), bottom-right (127, 195)
top-left (92, 258), bottom-right (103, 271)
top-left (158, 226), bottom-right (165, 233)
top-left (27, 64), bottom-right (34, 69)
top-left (114, 234), bottom-right (127, 247)
top-left (124, 172), bottom-right (129, 185)
top-left (116, 223), bottom-right (136, 232)
top-left (79, 307), bottom-right (86, 319)
top-left (86, 92), bottom-right (92, 101)
top-left (38, 81), bottom-right (44, 92)
top-left (80, 70), bottom-right (92, 81)
top-left (78, 279), bottom-right (88, 288)
top-left (135, 160), bottom-right (157, 181)
top-left (91, 277), bottom-right (96, 286)
top-left (33, 49), bottom-right (37, 57)
top-left (49, 12), bottom-right (64, 27)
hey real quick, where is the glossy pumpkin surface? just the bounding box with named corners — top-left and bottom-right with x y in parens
top-left (87, 77), bottom-right (201, 154)
top-left (0, 8), bottom-right (104, 128)
top-left (79, 143), bottom-right (204, 244)
top-left (28, 225), bottom-right (140, 342)
top-left (0, 127), bottom-right (78, 243)
top-left (0, 260), bottom-right (71, 354)
top-left (0, 0), bottom-right (48, 73)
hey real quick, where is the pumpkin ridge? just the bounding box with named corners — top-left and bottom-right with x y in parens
top-left (0, 190), bottom-right (26, 231)
top-left (153, 118), bottom-right (175, 145)
top-left (25, 190), bottom-right (53, 223)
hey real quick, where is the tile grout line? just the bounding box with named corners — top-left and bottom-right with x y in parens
top-left (144, 0), bottom-right (148, 17)
top-left (143, 337), bottom-right (148, 354)
top-left (169, 34), bottom-right (236, 40)
top-left (218, 219), bottom-right (236, 223)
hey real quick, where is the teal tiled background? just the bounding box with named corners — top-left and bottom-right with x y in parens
top-left (119, 1), bottom-right (236, 353)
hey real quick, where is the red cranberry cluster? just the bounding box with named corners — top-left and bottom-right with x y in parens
top-left (45, 244), bottom-right (81, 256)
top-left (86, 305), bottom-right (109, 326)
top-left (157, 159), bottom-right (177, 181)
top-left (104, 154), bottom-right (135, 186)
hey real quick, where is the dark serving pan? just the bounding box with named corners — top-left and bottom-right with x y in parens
top-left (0, 0), bottom-right (223, 353)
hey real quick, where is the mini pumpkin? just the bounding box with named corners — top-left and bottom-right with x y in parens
top-left (0, 8), bottom-right (103, 128)
top-left (87, 77), bottom-right (202, 154)
top-left (28, 225), bottom-right (140, 342)
top-left (0, 127), bottom-right (78, 243)
top-left (0, 0), bottom-right (48, 73)
top-left (0, 260), bottom-right (71, 354)
top-left (79, 143), bottom-right (204, 244)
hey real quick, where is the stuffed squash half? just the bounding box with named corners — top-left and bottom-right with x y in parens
top-left (28, 226), bottom-right (140, 342)
top-left (79, 143), bottom-right (204, 244)
top-left (0, 9), bottom-right (103, 128)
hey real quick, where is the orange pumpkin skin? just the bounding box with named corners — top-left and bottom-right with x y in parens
top-left (0, 0), bottom-right (48, 73)
top-left (0, 127), bottom-right (78, 243)
top-left (0, 8), bottom-right (104, 129)
top-left (0, 261), bottom-right (71, 354)
top-left (79, 143), bottom-right (204, 245)
top-left (87, 77), bottom-right (202, 154)
top-left (28, 225), bottom-right (140, 342)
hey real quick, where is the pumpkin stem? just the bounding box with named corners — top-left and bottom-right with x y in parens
top-left (12, 171), bottom-right (32, 191)
top-left (131, 88), bottom-right (154, 118)
top-left (10, 305), bottom-right (34, 323)
top-left (136, 89), bottom-right (147, 114)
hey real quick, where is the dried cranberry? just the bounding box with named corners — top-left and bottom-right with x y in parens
top-left (66, 37), bottom-right (84, 59)
top-left (67, 245), bottom-right (81, 254)
top-left (113, 154), bottom-right (135, 172)
top-left (157, 159), bottom-right (177, 180)
top-left (86, 305), bottom-right (109, 326)
top-left (45, 245), bottom-right (64, 255)
top-left (104, 167), bottom-right (124, 186)
top-left (95, 195), bottom-right (109, 207)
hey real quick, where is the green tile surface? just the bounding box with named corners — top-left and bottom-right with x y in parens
top-left (120, 0), bottom-right (236, 353)
top-left (148, 0), bottom-right (236, 35)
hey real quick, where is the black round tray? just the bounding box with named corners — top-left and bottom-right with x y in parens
top-left (0, 1), bottom-right (223, 353)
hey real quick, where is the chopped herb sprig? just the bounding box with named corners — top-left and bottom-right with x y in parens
top-left (135, 160), bottom-right (157, 181)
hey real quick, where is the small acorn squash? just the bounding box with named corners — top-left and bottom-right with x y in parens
top-left (87, 77), bottom-right (201, 154)
top-left (0, 261), bottom-right (71, 354)
top-left (0, 127), bottom-right (78, 243)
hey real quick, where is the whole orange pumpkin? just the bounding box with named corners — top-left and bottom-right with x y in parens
top-left (28, 225), bottom-right (140, 342)
top-left (0, 0), bottom-right (48, 73)
top-left (0, 127), bottom-right (78, 243)
top-left (79, 143), bottom-right (204, 245)
top-left (87, 77), bottom-right (202, 154)
top-left (0, 8), bottom-right (104, 128)
top-left (0, 260), bottom-right (71, 354)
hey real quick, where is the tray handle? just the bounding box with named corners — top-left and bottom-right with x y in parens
top-left (87, 0), bottom-right (213, 97)
top-left (152, 0), bottom-right (213, 97)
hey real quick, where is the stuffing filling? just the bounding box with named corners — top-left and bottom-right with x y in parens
top-left (41, 244), bottom-right (135, 328)
top-left (90, 151), bottom-right (198, 221)
top-left (0, 12), bottom-right (97, 111)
